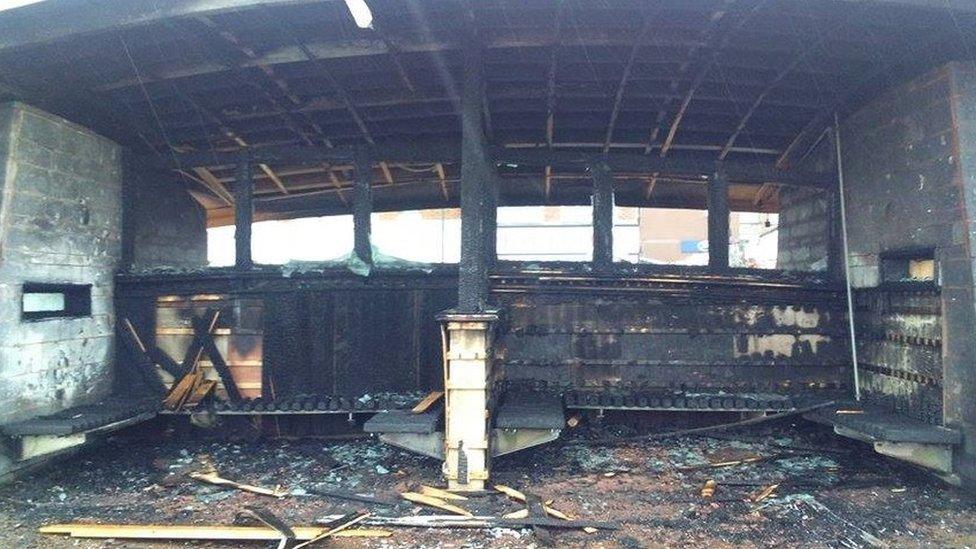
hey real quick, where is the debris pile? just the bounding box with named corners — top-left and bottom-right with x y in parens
top-left (1, 416), bottom-right (973, 547)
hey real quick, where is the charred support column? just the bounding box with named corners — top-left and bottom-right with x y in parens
top-left (707, 170), bottom-right (730, 270)
top-left (485, 172), bottom-right (498, 270)
top-left (457, 32), bottom-right (493, 312)
top-left (353, 147), bottom-right (373, 267)
top-left (439, 27), bottom-right (498, 492)
top-left (234, 151), bottom-right (253, 270)
top-left (589, 160), bottom-right (614, 271)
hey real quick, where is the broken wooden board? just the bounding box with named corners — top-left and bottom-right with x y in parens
top-left (412, 391), bottom-right (444, 414)
top-left (750, 484), bottom-right (779, 503)
top-left (494, 484), bottom-right (596, 533)
top-left (701, 479), bottom-right (717, 498)
top-left (305, 486), bottom-right (396, 506)
top-left (40, 524), bottom-right (390, 540)
top-left (314, 514), bottom-right (620, 530)
top-left (495, 485), bottom-right (567, 518)
top-left (503, 508), bottom-right (530, 519)
top-left (419, 485), bottom-right (468, 501)
top-left (189, 471), bottom-right (287, 498)
top-left (400, 492), bottom-right (473, 517)
top-left (162, 370), bottom-right (202, 411)
top-left (183, 379), bottom-right (216, 408)
top-left (293, 513), bottom-right (371, 549)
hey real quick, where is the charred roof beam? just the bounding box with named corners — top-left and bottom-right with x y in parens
top-left (144, 140), bottom-right (833, 188)
top-left (542, 0), bottom-right (565, 200)
top-left (603, 8), bottom-right (660, 154)
top-left (716, 5), bottom-right (873, 160)
top-left (658, 0), bottom-right (770, 158)
top-left (1, 0), bottom-right (974, 55)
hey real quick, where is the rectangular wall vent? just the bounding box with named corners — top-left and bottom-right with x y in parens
top-left (21, 283), bottom-right (92, 321)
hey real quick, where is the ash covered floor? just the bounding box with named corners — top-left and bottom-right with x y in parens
top-left (1, 415), bottom-right (975, 548)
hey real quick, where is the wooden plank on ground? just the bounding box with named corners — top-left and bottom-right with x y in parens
top-left (293, 513), bottom-right (372, 549)
top-left (412, 391), bottom-right (444, 413)
top-left (39, 524), bottom-right (390, 540)
top-left (400, 492), bottom-right (473, 517)
top-left (189, 471), bottom-right (287, 498)
top-left (418, 485), bottom-right (467, 501)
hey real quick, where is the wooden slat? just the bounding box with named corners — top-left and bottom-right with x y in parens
top-left (412, 391), bottom-right (444, 414)
top-left (39, 524), bottom-right (390, 540)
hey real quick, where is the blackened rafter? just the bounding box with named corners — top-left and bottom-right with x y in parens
top-left (658, 0), bottom-right (770, 158)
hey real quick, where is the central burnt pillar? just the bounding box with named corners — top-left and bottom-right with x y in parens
top-left (589, 160), bottom-right (615, 272)
top-left (440, 22), bottom-right (499, 491)
top-left (234, 150), bottom-right (253, 270)
top-left (707, 170), bottom-right (730, 270)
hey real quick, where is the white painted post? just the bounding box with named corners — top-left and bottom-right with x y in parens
top-left (438, 312), bottom-right (498, 491)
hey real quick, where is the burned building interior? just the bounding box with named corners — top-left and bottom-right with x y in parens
top-left (2, 0), bottom-right (976, 546)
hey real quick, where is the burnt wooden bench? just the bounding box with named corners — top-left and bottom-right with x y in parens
top-left (0, 397), bottom-right (160, 461)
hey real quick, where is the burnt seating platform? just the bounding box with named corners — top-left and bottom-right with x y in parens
top-left (496, 391), bottom-right (564, 429)
top-left (0, 398), bottom-right (160, 437)
top-left (160, 393), bottom-right (424, 415)
top-left (805, 402), bottom-right (962, 445)
top-left (362, 391), bottom-right (566, 434)
top-left (363, 410), bottom-right (441, 434)
top-left (563, 390), bottom-right (798, 412)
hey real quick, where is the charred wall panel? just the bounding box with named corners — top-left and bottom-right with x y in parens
top-left (842, 64), bottom-right (963, 427)
top-left (118, 267), bottom-right (849, 400)
top-left (842, 65), bottom-right (958, 288)
top-left (854, 285), bottom-right (943, 424)
top-left (116, 269), bottom-right (457, 399)
top-left (492, 273), bottom-right (849, 395)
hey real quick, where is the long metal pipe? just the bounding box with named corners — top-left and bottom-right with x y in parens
top-left (835, 112), bottom-right (861, 401)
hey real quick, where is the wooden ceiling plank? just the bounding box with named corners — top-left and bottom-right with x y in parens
top-left (258, 163), bottom-right (289, 194)
top-left (435, 162), bottom-right (449, 200)
top-left (191, 167), bottom-right (235, 205)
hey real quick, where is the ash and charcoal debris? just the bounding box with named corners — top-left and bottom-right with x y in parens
top-left (0, 420), bottom-right (973, 548)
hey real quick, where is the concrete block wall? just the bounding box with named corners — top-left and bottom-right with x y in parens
top-left (122, 162), bottom-right (207, 272)
top-left (776, 187), bottom-right (829, 272)
top-left (0, 102), bottom-right (121, 427)
top-left (841, 63), bottom-right (976, 486)
top-left (842, 65), bottom-right (959, 286)
top-left (943, 61), bottom-right (976, 485)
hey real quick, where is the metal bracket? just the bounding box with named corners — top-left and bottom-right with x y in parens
top-left (873, 440), bottom-right (953, 475)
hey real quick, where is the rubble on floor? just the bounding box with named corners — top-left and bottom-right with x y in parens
top-left (1, 416), bottom-right (975, 547)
